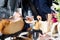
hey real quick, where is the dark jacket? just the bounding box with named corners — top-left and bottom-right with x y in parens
top-left (33, 0), bottom-right (53, 20)
top-left (33, 0), bottom-right (53, 14)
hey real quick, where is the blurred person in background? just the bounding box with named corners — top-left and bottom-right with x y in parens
top-left (0, 0), bottom-right (21, 19)
top-left (32, 0), bottom-right (56, 32)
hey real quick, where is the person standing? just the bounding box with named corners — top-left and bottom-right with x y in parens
top-left (33, 0), bottom-right (55, 31)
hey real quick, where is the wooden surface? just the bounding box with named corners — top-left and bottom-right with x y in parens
top-left (3, 19), bottom-right (24, 34)
top-left (0, 19), bottom-right (24, 34)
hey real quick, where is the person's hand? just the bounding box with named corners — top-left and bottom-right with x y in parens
top-left (9, 16), bottom-right (13, 19)
top-left (37, 15), bottom-right (42, 21)
top-left (52, 12), bottom-right (57, 18)
top-left (26, 16), bottom-right (34, 21)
